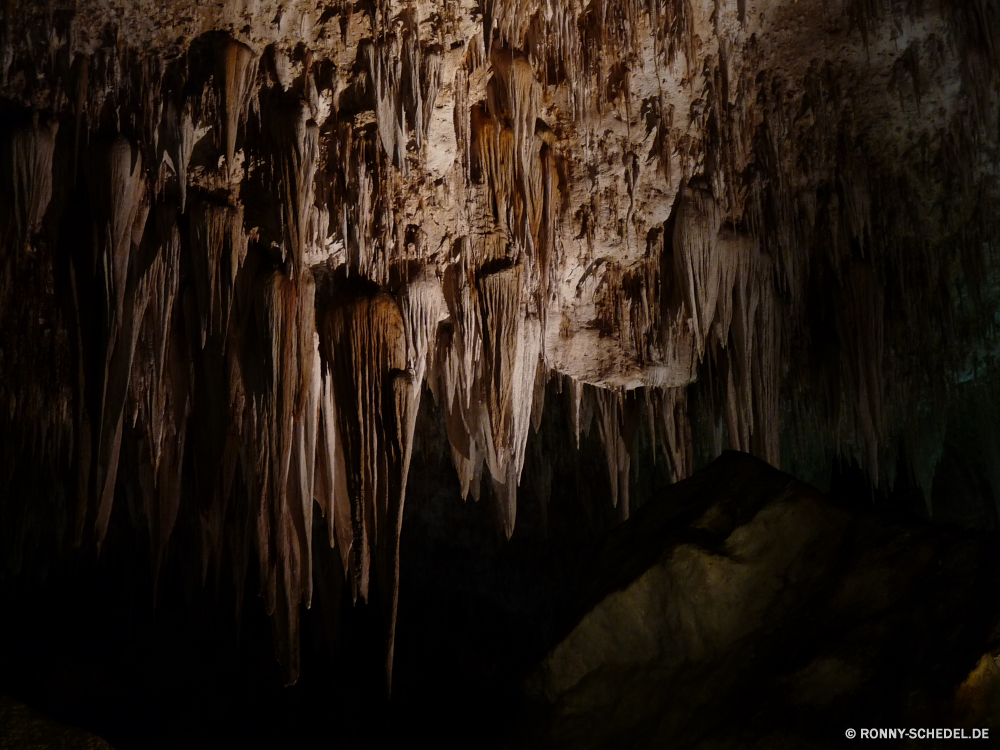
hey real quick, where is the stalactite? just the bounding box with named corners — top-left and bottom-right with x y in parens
top-left (315, 365), bottom-right (353, 574)
top-left (0, 0), bottom-right (997, 694)
top-left (126, 215), bottom-right (185, 584)
top-left (7, 118), bottom-right (57, 246)
top-left (161, 100), bottom-right (204, 213)
top-left (431, 260), bottom-right (487, 502)
top-left (365, 38), bottom-right (408, 172)
top-left (673, 182), bottom-right (724, 360)
top-left (336, 124), bottom-right (391, 284)
top-left (453, 35), bottom-right (486, 182)
top-left (472, 45), bottom-right (546, 262)
top-left (85, 136), bottom-right (150, 548)
top-left (567, 375), bottom-right (586, 449)
top-left (476, 261), bottom-right (540, 538)
top-left (472, 106), bottom-right (518, 235)
top-left (189, 201), bottom-right (247, 347)
top-left (241, 266), bottom-right (318, 685)
top-left (714, 228), bottom-right (781, 466)
top-left (488, 41), bottom-right (540, 209)
top-left (653, 385), bottom-right (692, 483)
top-left (271, 102), bottom-right (319, 277)
top-left (321, 291), bottom-right (405, 654)
top-left (380, 266), bottom-right (448, 688)
top-left (218, 39), bottom-right (258, 176)
top-left (419, 51), bottom-right (442, 159)
top-left (594, 388), bottom-right (637, 519)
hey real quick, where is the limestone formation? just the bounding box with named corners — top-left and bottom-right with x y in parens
top-left (0, 0), bottom-right (998, 686)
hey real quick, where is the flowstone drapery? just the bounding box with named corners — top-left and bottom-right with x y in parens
top-left (1, 0), bottom-right (998, 685)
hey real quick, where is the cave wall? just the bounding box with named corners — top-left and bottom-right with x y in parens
top-left (1, 0), bottom-right (999, 685)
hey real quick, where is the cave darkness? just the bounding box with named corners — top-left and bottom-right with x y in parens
top-left (3, 0), bottom-right (1000, 747)
top-left (0, 387), bottom-right (626, 748)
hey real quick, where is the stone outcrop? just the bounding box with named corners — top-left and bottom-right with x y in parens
top-left (517, 451), bottom-right (1000, 748)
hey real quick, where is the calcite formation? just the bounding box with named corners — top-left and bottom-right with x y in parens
top-left (0, 0), bottom-right (998, 685)
top-left (519, 452), bottom-right (1000, 748)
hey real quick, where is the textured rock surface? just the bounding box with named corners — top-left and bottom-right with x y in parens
top-left (517, 451), bottom-right (1000, 749)
top-left (0, 0), bottom-right (999, 685)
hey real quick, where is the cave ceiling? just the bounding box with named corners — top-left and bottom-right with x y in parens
top-left (0, 0), bottom-right (998, 685)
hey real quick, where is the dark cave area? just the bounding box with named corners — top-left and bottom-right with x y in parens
top-left (4, 396), bottom-right (1000, 748)
top-left (0, 390), bottom-right (616, 748)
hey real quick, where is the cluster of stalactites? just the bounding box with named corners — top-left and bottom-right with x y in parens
top-left (431, 33), bottom-right (563, 539)
top-left (0, 14), bottom-right (771, 691)
top-left (63, 36), bottom-right (261, 578)
top-left (429, 259), bottom-right (544, 538)
top-left (130, 28), bottom-right (454, 687)
top-left (364, 9), bottom-right (442, 175)
top-left (673, 184), bottom-right (781, 467)
top-left (319, 272), bottom-right (446, 688)
top-left (19, 34), bottom-right (311, 685)
top-left (560, 377), bottom-right (692, 520)
top-left (0, 117), bottom-right (70, 461)
top-left (483, 0), bottom-right (695, 119)
top-left (0, 48), bottom-right (768, 705)
top-left (460, 38), bottom-right (558, 296)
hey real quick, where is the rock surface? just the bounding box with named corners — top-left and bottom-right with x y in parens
top-left (517, 451), bottom-right (1000, 749)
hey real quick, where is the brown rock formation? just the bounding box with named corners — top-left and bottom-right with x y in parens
top-left (519, 452), bottom-right (1000, 748)
top-left (0, 0), bottom-right (998, 687)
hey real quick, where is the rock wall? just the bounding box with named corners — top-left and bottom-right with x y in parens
top-left (519, 452), bottom-right (1000, 748)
